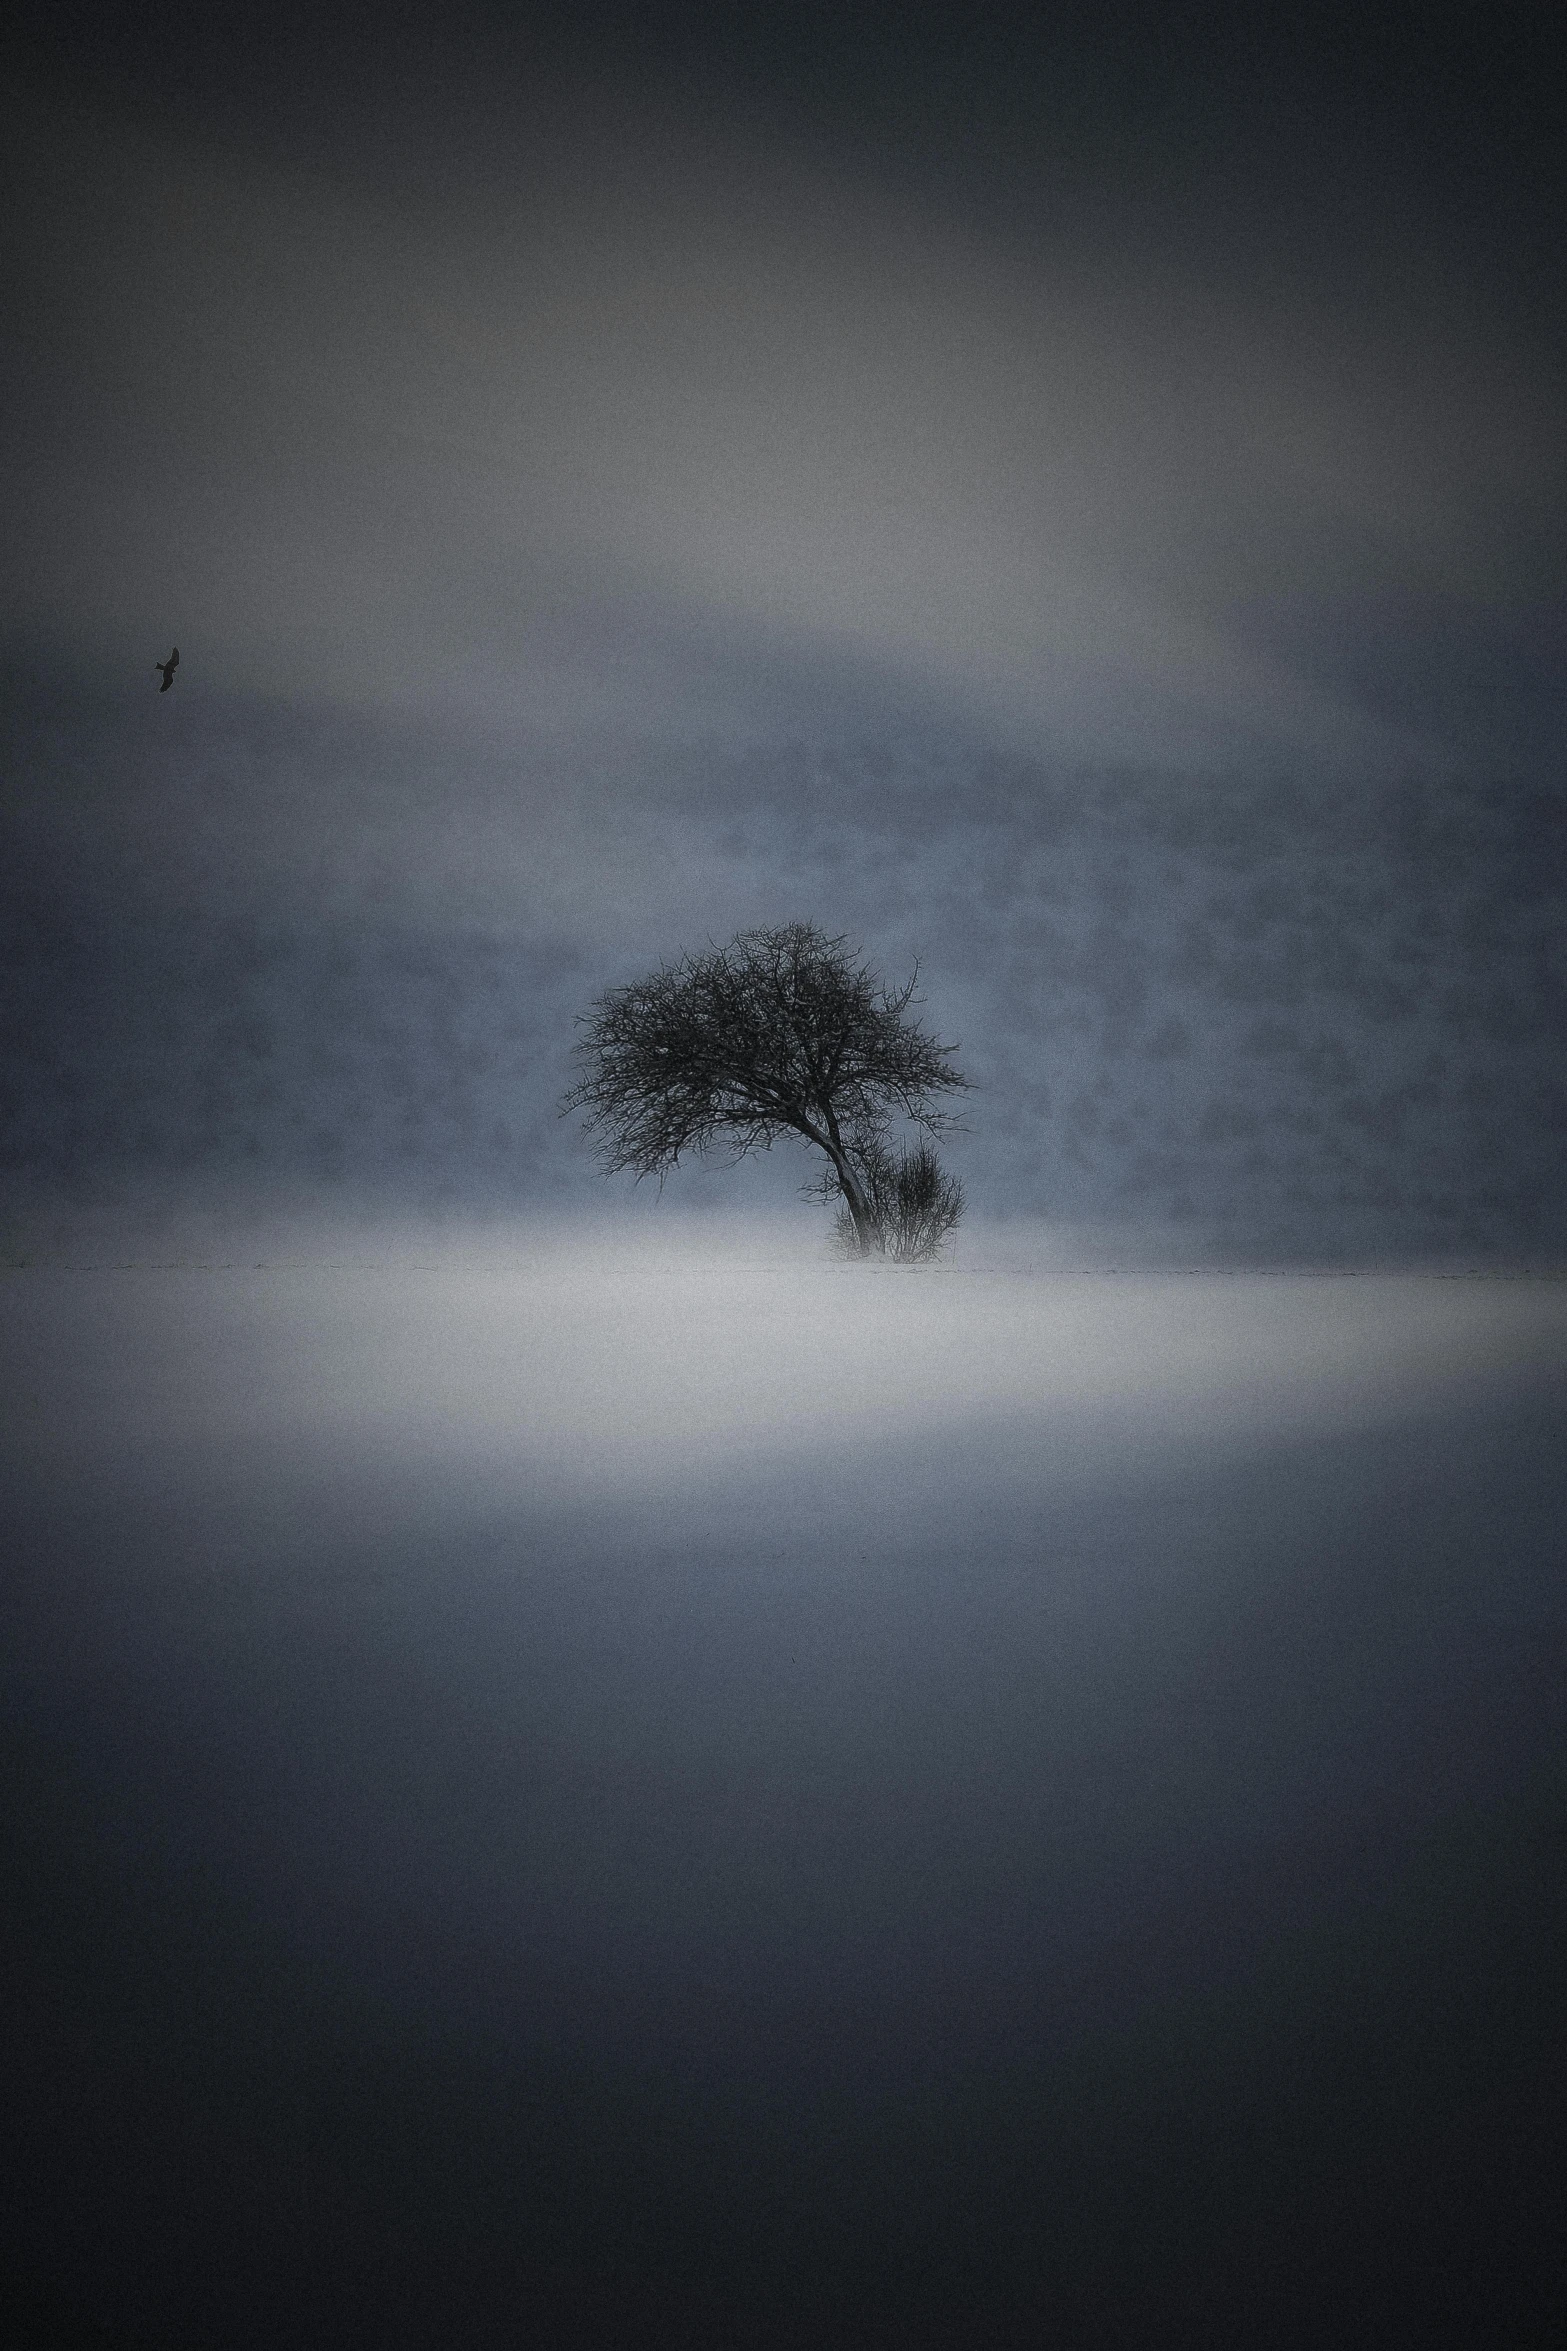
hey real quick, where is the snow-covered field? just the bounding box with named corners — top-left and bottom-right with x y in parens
top-left (5, 1220), bottom-right (1565, 2343)
top-left (8, 1212), bottom-right (1563, 1506)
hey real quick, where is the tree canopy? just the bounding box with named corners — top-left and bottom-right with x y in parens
top-left (560, 921), bottom-right (969, 1255)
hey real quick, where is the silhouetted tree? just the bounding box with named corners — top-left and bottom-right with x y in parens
top-left (561, 922), bottom-right (969, 1256)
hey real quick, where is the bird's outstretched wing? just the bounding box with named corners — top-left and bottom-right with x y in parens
top-left (154, 647), bottom-right (179, 691)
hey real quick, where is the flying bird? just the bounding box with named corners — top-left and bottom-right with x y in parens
top-left (154, 647), bottom-right (179, 692)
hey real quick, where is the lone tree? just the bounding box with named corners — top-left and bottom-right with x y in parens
top-left (561, 921), bottom-right (969, 1257)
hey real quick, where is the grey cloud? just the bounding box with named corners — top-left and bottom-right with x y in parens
top-left (4, 72), bottom-right (1562, 774)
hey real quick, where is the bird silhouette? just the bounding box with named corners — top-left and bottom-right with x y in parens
top-left (154, 648), bottom-right (179, 692)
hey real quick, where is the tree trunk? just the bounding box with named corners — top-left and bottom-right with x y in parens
top-left (796, 1110), bottom-right (880, 1256)
top-left (822, 1138), bottom-right (878, 1256)
top-left (839, 1165), bottom-right (878, 1254)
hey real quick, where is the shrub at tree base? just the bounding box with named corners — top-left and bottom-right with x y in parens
top-left (825, 1139), bottom-right (966, 1261)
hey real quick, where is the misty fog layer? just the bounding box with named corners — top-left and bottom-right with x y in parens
top-left (9, 1229), bottom-right (1566, 1510)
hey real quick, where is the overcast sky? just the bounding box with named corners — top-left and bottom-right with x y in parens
top-left (3, 1), bottom-right (1564, 1257)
